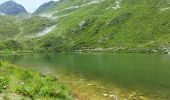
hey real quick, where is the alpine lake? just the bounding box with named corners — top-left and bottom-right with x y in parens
top-left (1, 53), bottom-right (170, 100)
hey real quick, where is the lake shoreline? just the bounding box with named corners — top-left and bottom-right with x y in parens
top-left (0, 47), bottom-right (169, 55)
top-left (1, 53), bottom-right (170, 100)
top-left (0, 61), bottom-right (74, 100)
top-left (0, 60), bottom-right (149, 100)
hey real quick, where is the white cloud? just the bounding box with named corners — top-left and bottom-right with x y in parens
top-left (0, 0), bottom-right (58, 13)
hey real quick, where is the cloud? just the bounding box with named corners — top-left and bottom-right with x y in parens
top-left (0, 0), bottom-right (58, 13)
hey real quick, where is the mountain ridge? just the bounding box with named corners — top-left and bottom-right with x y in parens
top-left (34, 1), bottom-right (56, 14)
top-left (0, 0), bottom-right (28, 16)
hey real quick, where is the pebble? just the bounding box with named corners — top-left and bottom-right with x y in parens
top-left (109, 94), bottom-right (114, 98)
top-left (87, 84), bottom-right (94, 86)
top-left (168, 52), bottom-right (170, 55)
top-left (102, 93), bottom-right (108, 97)
top-left (20, 82), bottom-right (24, 85)
top-left (76, 82), bottom-right (81, 84)
top-left (113, 95), bottom-right (118, 100)
top-left (3, 86), bottom-right (6, 89)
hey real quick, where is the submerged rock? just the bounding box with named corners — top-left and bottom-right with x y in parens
top-left (86, 83), bottom-right (94, 86)
top-left (20, 82), bottom-right (25, 85)
top-left (109, 94), bottom-right (114, 98)
top-left (102, 93), bottom-right (108, 97)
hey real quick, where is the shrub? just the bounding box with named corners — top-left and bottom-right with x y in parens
top-left (3, 40), bottom-right (23, 51)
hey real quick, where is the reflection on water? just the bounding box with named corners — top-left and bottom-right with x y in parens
top-left (1, 53), bottom-right (170, 99)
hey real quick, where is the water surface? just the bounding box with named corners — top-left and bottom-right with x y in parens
top-left (1, 53), bottom-right (170, 99)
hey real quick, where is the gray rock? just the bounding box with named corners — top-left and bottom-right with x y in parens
top-left (79, 21), bottom-right (87, 30)
top-left (168, 52), bottom-right (170, 55)
top-left (151, 49), bottom-right (158, 53)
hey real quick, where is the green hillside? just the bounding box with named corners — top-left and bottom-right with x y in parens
top-left (21, 16), bottom-right (56, 35)
top-left (0, 15), bottom-right (56, 52)
top-left (0, 15), bottom-right (20, 39)
top-left (1, 0), bottom-right (170, 53)
top-left (31, 0), bottom-right (170, 53)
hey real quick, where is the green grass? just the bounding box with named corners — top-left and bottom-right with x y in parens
top-left (0, 61), bottom-right (74, 99)
top-left (40, 0), bottom-right (170, 52)
top-left (21, 16), bottom-right (56, 35)
top-left (0, 15), bottom-right (20, 40)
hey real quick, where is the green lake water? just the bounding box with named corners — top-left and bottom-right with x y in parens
top-left (1, 53), bottom-right (170, 99)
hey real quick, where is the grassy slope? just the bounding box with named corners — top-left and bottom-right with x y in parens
top-left (0, 15), bottom-right (20, 39)
top-left (35, 0), bottom-right (170, 52)
top-left (0, 61), bottom-right (74, 100)
top-left (21, 16), bottom-right (56, 35)
top-left (0, 13), bottom-right (56, 37)
top-left (0, 15), bottom-right (56, 52)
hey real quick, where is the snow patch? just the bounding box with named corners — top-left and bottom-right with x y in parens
top-left (52, 0), bottom-right (105, 14)
top-left (0, 12), bottom-right (5, 16)
top-left (54, 13), bottom-right (71, 19)
top-left (80, 0), bottom-right (104, 7)
top-left (39, 0), bottom-right (105, 19)
top-left (28, 25), bottom-right (56, 38)
top-left (106, 0), bottom-right (121, 10)
top-left (39, 13), bottom-right (56, 19)
top-left (52, 6), bottom-right (80, 14)
top-left (39, 13), bottom-right (71, 19)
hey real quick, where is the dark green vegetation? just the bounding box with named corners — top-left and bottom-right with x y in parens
top-left (0, 61), bottom-right (73, 99)
top-left (1, 0), bottom-right (170, 53)
top-left (0, 15), bottom-right (20, 39)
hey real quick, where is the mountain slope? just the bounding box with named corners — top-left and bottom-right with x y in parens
top-left (0, 15), bottom-right (20, 39)
top-left (34, 1), bottom-right (56, 14)
top-left (34, 0), bottom-right (170, 53)
top-left (0, 1), bottom-right (28, 15)
top-left (1, 0), bottom-right (170, 53)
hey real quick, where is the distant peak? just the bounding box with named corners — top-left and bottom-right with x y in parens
top-left (4, 0), bottom-right (17, 4)
top-left (34, 1), bottom-right (56, 14)
top-left (0, 0), bottom-right (28, 16)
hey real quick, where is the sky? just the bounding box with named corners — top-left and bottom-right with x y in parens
top-left (0, 0), bottom-right (58, 13)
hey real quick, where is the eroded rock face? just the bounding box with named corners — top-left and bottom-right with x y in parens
top-left (0, 1), bottom-right (28, 16)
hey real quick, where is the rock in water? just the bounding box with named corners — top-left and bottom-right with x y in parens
top-left (102, 93), bottom-right (108, 97)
